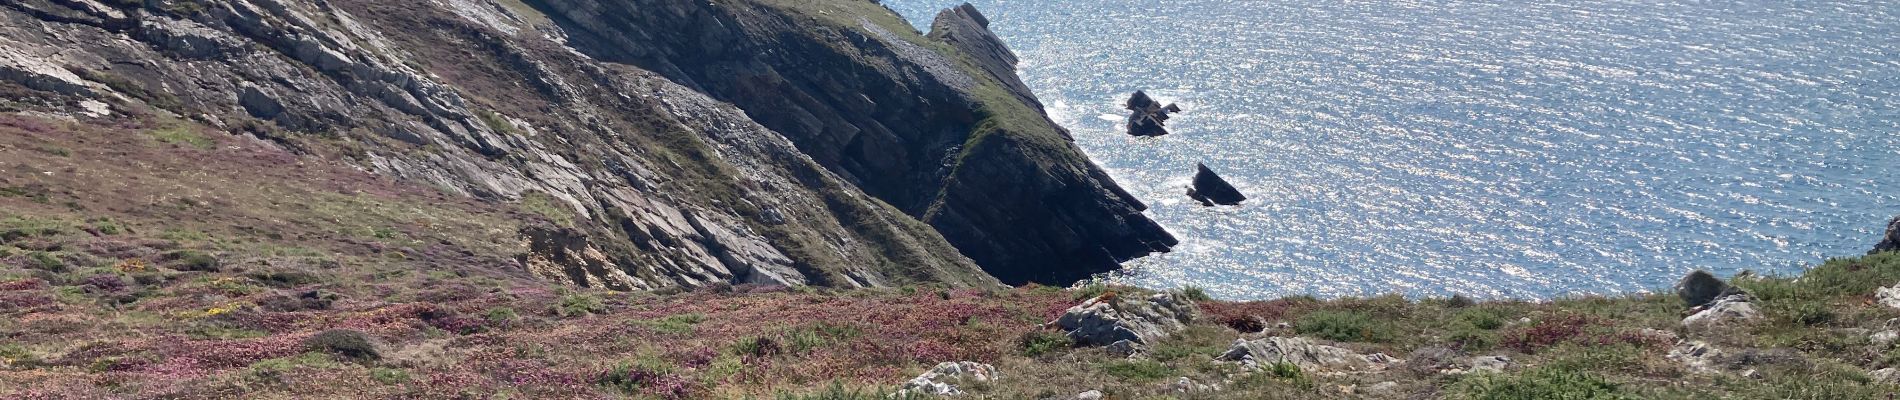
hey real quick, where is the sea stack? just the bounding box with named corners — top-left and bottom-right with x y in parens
top-left (1126, 91), bottom-right (1180, 137)
top-left (1188, 163), bottom-right (1246, 206)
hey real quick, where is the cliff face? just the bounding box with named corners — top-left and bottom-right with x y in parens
top-left (0, 0), bottom-right (1170, 287)
top-left (533, 0), bottom-right (1177, 284)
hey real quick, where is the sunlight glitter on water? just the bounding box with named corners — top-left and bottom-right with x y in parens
top-left (884, 0), bottom-right (1900, 300)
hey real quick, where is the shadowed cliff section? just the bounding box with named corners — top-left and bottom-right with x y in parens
top-left (529, 0), bottom-right (1178, 284)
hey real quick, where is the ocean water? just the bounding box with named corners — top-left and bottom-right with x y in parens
top-left (882, 0), bottom-right (1900, 300)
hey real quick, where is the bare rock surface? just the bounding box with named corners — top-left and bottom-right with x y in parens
top-left (1054, 291), bottom-right (1199, 347)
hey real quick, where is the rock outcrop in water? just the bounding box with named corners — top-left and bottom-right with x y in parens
top-left (1873, 216), bottom-right (1900, 254)
top-left (0, 0), bottom-right (1171, 288)
top-left (1189, 163), bottom-right (1247, 206)
top-left (1125, 90), bottom-right (1180, 137)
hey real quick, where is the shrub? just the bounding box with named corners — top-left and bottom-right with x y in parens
top-left (599, 362), bottom-right (698, 399)
top-left (634, 313), bottom-right (704, 335)
top-left (166, 250), bottom-right (219, 272)
top-left (1265, 361), bottom-right (1305, 380)
top-left (777, 382), bottom-right (923, 400)
top-left (783, 322), bottom-right (860, 354)
top-left (1458, 307), bottom-right (1508, 330)
top-left (370, 367), bottom-right (410, 384)
top-left (1786, 303), bottom-right (1836, 326)
top-left (1100, 359), bottom-right (1171, 381)
top-left (83, 274), bottom-right (125, 292)
top-left (484, 307), bottom-right (519, 324)
top-left (1446, 294), bottom-right (1478, 308)
top-left (1181, 285), bottom-right (1212, 301)
top-left (1295, 310), bottom-right (1394, 343)
top-left (0, 343), bottom-right (41, 369)
top-left (1072, 283), bottom-right (1111, 301)
top-left (303, 329), bottom-right (379, 362)
top-left (1453, 368), bottom-right (1630, 400)
top-left (555, 291), bottom-right (605, 317)
top-left (732, 336), bottom-right (782, 357)
top-left (1501, 314), bottom-right (1596, 353)
top-left (1016, 330), bottom-right (1074, 357)
top-left (27, 252), bottom-right (63, 272)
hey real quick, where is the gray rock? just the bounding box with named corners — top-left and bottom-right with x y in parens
top-left (1878, 285), bottom-right (1900, 310)
top-left (1675, 270), bottom-right (1739, 308)
top-left (896, 361), bottom-right (999, 397)
top-left (1873, 216), bottom-right (1900, 254)
top-left (1054, 291), bottom-right (1198, 346)
top-left (1073, 390), bottom-right (1104, 400)
top-left (1124, 90), bottom-right (1173, 137)
top-left (1682, 294), bottom-right (1761, 328)
top-left (1166, 376), bottom-right (1219, 393)
top-left (1668, 340), bottom-right (1724, 374)
top-left (1188, 163), bottom-right (1246, 206)
top-left (1218, 337), bottom-right (1394, 373)
top-left (1467, 355), bottom-right (1510, 374)
top-left (1871, 368), bottom-right (1900, 384)
top-left (1105, 339), bottom-right (1144, 357)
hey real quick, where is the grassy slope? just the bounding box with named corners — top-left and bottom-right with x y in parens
top-left (742, 0), bottom-right (1092, 219)
top-left (2, 107), bottom-right (1895, 398)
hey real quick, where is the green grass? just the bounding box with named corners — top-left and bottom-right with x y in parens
top-left (1294, 310), bottom-right (1395, 343)
top-left (151, 123), bottom-right (214, 149)
top-left (1099, 359), bottom-right (1171, 381)
top-left (554, 291), bottom-right (605, 318)
top-left (1015, 330), bottom-right (1074, 357)
top-left (1453, 367), bottom-right (1631, 400)
top-left (634, 313), bottom-right (706, 335)
top-left (517, 191), bottom-right (577, 228)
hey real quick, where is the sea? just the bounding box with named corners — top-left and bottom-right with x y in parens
top-left (880, 0), bottom-right (1900, 300)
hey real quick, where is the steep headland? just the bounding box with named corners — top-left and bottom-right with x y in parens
top-left (1, 0), bottom-right (1172, 291)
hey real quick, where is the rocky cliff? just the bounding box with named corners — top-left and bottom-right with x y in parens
top-left (0, 0), bottom-right (1172, 287)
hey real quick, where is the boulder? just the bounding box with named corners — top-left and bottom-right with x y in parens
top-left (1871, 318), bottom-right (1900, 346)
top-left (1125, 90), bottom-right (1176, 137)
top-left (1218, 337), bottom-right (1395, 373)
top-left (1872, 216), bottom-right (1900, 254)
top-left (1675, 270), bottom-right (1740, 308)
top-left (1871, 368), bottom-right (1900, 384)
top-left (1668, 340), bottom-right (1723, 374)
top-left (1053, 291), bottom-right (1198, 347)
top-left (1682, 294), bottom-right (1760, 328)
top-left (1879, 285), bottom-right (1900, 310)
top-left (1166, 376), bottom-right (1219, 393)
top-left (1188, 164), bottom-right (1247, 206)
top-left (896, 361), bottom-right (999, 396)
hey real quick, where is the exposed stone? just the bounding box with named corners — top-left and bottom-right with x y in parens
top-left (0, 0), bottom-right (1022, 293)
top-left (1105, 339), bottom-right (1144, 357)
top-left (1124, 90), bottom-right (1178, 137)
top-left (1188, 163), bottom-right (1246, 206)
top-left (1166, 376), bottom-right (1219, 393)
top-left (1682, 294), bottom-right (1760, 328)
top-left (1466, 355), bottom-right (1510, 374)
top-left (533, 0), bottom-right (1177, 286)
top-left (1872, 318), bottom-right (1900, 346)
top-left (1872, 216), bottom-right (1900, 254)
top-left (1871, 368), bottom-right (1900, 384)
top-left (1675, 270), bottom-right (1742, 308)
top-left (1072, 390), bottom-right (1104, 400)
top-left (1878, 284), bottom-right (1900, 310)
top-left (1668, 340), bottom-right (1724, 374)
top-left (1219, 337), bottom-right (1395, 373)
top-left (896, 361), bottom-right (998, 397)
top-left (1053, 291), bottom-right (1198, 346)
